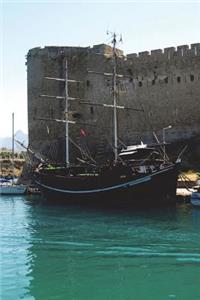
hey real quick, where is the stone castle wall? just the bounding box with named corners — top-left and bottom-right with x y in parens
top-left (27, 43), bottom-right (200, 163)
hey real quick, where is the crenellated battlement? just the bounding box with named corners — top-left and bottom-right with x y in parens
top-left (127, 43), bottom-right (200, 61)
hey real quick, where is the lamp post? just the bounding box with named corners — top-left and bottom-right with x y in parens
top-left (163, 125), bottom-right (172, 162)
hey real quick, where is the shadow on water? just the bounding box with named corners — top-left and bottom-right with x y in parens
top-left (25, 193), bottom-right (179, 213)
top-left (25, 197), bottom-right (200, 300)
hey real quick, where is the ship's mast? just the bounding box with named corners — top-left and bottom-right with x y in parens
top-left (112, 33), bottom-right (118, 162)
top-left (40, 59), bottom-right (89, 168)
top-left (39, 59), bottom-right (70, 168)
top-left (65, 60), bottom-right (69, 167)
top-left (12, 112), bottom-right (14, 185)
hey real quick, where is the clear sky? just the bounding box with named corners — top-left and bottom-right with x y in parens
top-left (1, 0), bottom-right (200, 137)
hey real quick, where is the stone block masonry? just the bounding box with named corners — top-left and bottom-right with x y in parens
top-left (27, 43), bottom-right (200, 164)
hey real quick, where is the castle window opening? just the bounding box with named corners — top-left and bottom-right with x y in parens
top-left (90, 107), bottom-right (94, 114)
top-left (106, 79), bottom-right (111, 87)
top-left (165, 77), bottom-right (168, 83)
top-left (138, 81), bottom-right (142, 87)
top-left (72, 112), bottom-right (82, 119)
top-left (86, 80), bottom-right (90, 87)
top-left (177, 76), bottom-right (181, 83)
top-left (152, 80), bottom-right (155, 85)
top-left (34, 108), bottom-right (37, 117)
top-left (190, 74), bottom-right (194, 81)
top-left (127, 68), bottom-right (133, 76)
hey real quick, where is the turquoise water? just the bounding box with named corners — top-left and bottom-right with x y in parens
top-left (1, 196), bottom-right (200, 300)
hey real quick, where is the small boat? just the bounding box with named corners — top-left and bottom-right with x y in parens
top-left (34, 34), bottom-right (180, 207)
top-left (191, 189), bottom-right (200, 207)
top-left (0, 184), bottom-right (27, 195)
top-left (0, 113), bottom-right (27, 195)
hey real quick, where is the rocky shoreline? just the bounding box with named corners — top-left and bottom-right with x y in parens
top-left (0, 158), bottom-right (25, 178)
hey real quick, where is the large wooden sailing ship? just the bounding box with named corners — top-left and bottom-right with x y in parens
top-left (34, 34), bottom-right (180, 207)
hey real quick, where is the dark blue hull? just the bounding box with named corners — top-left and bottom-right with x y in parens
top-left (35, 163), bottom-right (179, 207)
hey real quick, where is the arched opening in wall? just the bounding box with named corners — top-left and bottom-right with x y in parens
top-left (138, 81), bottom-right (142, 87)
top-left (165, 77), bottom-right (168, 83)
top-left (90, 107), bottom-right (94, 114)
top-left (177, 76), bottom-right (181, 83)
top-left (190, 74), bottom-right (194, 81)
top-left (152, 80), bottom-right (155, 85)
top-left (86, 80), bottom-right (90, 87)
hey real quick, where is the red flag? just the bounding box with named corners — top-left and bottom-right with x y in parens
top-left (80, 129), bottom-right (87, 137)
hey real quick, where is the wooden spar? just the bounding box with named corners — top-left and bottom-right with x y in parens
top-left (45, 77), bottom-right (82, 83)
top-left (15, 139), bottom-right (46, 164)
top-left (40, 95), bottom-right (65, 99)
top-left (67, 79), bottom-right (83, 83)
top-left (40, 95), bottom-right (143, 111)
top-left (87, 70), bottom-right (133, 79)
top-left (34, 117), bottom-right (97, 127)
top-left (88, 70), bottom-right (124, 78)
top-left (35, 117), bottom-right (74, 123)
top-left (40, 95), bottom-right (84, 101)
top-left (79, 101), bottom-right (143, 111)
top-left (45, 76), bottom-right (65, 82)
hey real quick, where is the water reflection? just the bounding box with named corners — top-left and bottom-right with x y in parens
top-left (192, 206), bottom-right (200, 226)
top-left (24, 199), bottom-right (200, 300)
top-left (0, 196), bottom-right (34, 300)
top-left (1, 197), bottom-right (200, 300)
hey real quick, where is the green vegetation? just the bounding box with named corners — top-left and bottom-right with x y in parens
top-left (0, 151), bottom-right (26, 160)
top-left (180, 170), bottom-right (200, 182)
top-left (0, 150), bottom-right (26, 177)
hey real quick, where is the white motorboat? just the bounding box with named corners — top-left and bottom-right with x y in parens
top-left (0, 184), bottom-right (27, 195)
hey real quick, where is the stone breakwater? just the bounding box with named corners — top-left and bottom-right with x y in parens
top-left (0, 159), bottom-right (25, 178)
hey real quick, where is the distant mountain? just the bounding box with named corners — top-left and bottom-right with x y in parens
top-left (0, 130), bottom-right (28, 152)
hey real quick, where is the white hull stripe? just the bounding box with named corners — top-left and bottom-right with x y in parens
top-left (35, 175), bottom-right (151, 194)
